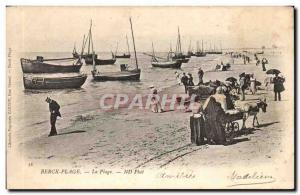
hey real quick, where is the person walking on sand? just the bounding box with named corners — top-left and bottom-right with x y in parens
top-left (239, 73), bottom-right (246, 101)
top-left (187, 73), bottom-right (195, 86)
top-left (250, 74), bottom-right (257, 95)
top-left (45, 97), bottom-right (61, 137)
top-left (197, 67), bottom-right (204, 85)
top-left (261, 58), bottom-right (268, 71)
top-left (272, 73), bottom-right (285, 101)
top-left (174, 71), bottom-right (181, 85)
top-left (181, 72), bottom-right (189, 94)
top-left (149, 86), bottom-right (163, 113)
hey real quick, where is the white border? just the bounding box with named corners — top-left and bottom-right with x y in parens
top-left (0, 0), bottom-right (298, 194)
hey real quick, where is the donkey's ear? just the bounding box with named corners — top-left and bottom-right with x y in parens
top-left (264, 97), bottom-right (267, 102)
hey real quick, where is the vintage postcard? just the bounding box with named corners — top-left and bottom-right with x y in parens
top-left (6, 6), bottom-right (294, 189)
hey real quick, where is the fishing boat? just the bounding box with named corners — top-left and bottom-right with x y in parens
top-left (91, 18), bottom-right (141, 81)
top-left (195, 40), bottom-right (206, 57)
top-left (82, 21), bottom-right (116, 65)
top-left (23, 73), bottom-right (87, 89)
top-left (187, 41), bottom-right (195, 57)
top-left (114, 35), bottom-right (131, 58)
top-left (171, 27), bottom-right (190, 63)
top-left (151, 42), bottom-right (182, 69)
top-left (206, 41), bottom-right (223, 54)
top-left (85, 53), bottom-right (116, 65)
top-left (20, 56), bottom-right (82, 73)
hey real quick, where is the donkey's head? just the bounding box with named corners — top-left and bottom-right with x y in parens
top-left (257, 98), bottom-right (268, 112)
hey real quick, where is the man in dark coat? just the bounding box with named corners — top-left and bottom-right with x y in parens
top-left (197, 68), bottom-right (204, 85)
top-left (272, 73), bottom-right (285, 101)
top-left (45, 97), bottom-right (61, 136)
top-left (181, 72), bottom-right (189, 94)
top-left (239, 73), bottom-right (246, 101)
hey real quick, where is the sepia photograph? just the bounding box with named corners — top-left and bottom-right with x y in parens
top-left (6, 6), bottom-right (295, 189)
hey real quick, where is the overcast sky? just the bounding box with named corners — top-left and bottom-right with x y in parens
top-left (7, 6), bottom-right (293, 53)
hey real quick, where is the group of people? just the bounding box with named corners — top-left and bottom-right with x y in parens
top-left (175, 67), bottom-right (205, 94)
top-left (255, 54), bottom-right (268, 71)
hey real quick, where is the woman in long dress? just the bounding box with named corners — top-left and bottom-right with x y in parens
top-left (202, 96), bottom-right (227, 145)
top-left (250, 74), bottom-right (257, 94)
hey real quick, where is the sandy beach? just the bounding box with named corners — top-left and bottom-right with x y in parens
top-left (18, 53), bottom-right (294, 175)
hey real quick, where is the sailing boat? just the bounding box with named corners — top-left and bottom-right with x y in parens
top-left (151, 42), bottom-right (182, 69)
top-left (187, 40), bottom-right (195, 57)
top-left (22, 41), bottom-right (83, 73)
top-left (91, 18), bottom-right (141, 81)
top-left (114, 35), bottom-right (131, 58)
top-left (195, 40), bottom-right (206, 57)
top-left (83, 21), bottom-right (116, 65)
top-left (171, 27), bottom-right (189, 63)
top-left (206, 41), bottom-right (223, 54)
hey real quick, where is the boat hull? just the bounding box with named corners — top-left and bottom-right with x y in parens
top-left (21, 58), bottom-right (82, 73)
top-left (175, 58), bottom-right (189, 63)
top-left (195, 52), bottom-right (207, 57)
top-left (115, 54), bottom-right (131, 58)
top-left (23, 74), bottom-right (87, 89)
top-left (92, 69), bottom-right (141, 81)
top-left (85, 57), bottom-right (116, 65)
top-left (206, 51), bottom-right (223, 54)
top-left (151, 61), bottom-right (182, 68)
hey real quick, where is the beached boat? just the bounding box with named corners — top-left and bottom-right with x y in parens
top-left (23, 73), bottom-right (87, 89)
top-left (152, 60), bottom-right (181, 68)
top-left (195, 40), bottom-right (207, 57)
top-left (151, 42), bottom-right (182, 68)
top-left (91, 18), bottom-right (141, 81)
top-left (85, 53), bottom-right (116, 65)
top-left (81, 21), bottom-right (116, 65)
top-left (114, 35), bottom-right (131, 59)
top-left (20, 56), bottom-right (82, 73)
top-left (171, 27), bottom-right (190, 63)
top-left (92, 69), bottom-right (141, 81)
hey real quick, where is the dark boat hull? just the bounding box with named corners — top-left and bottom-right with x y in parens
top-left (115, 54), bottom-right (131, 58)
top-left (21, 58), bottom-right (82, 73)
top-left (85, 57), bottom-right (116, 65)
top-left (206, 51), bottom-right (223, 54)
top-left (174, 58), bottom-right (189, 63)
top-left (152, 61), bottom-right (182, 68)
top-left (195, 52), bottom-right (207, 57)
top-left (23, 74), bottom-right (87, 89)
top-left (92, 69), bottom-right (141, 81)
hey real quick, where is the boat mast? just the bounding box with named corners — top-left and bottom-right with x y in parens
top-left (126, 35), bottom-right (130, 55)
top-left (80, 34), bottom-right (86, 57)
top-left (89, 20), bottom-right (96, 72)
top-left (197, 41), bottom-right (199, 53)
top-left (73, 42), bottom-right (76, 53)
top-left (177, 27), bottom-right (182, 54)
top-left (115, 42), bottom-right (118, 56)
top-left (87, 20), bottom-right (92, 55)
top-left (152, 42), bottom-right (156, 61)
top-left (129, 17), bottom-right (139, 70)
top-left (201, 40), bottom-right (204, 52)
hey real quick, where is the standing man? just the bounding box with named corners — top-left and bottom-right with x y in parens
top-left (272, 73), bottom-right (285, 101)
top-left (197, 67), bottom-right (204, 85)
top-left (261, 58), bottom-right (268, 71)
top-left (181, 72), bottom-right (189, 94)
top-left (45, 97), bottom-right (61, 137)
top-left (239, 73), bottom-right (246, 101)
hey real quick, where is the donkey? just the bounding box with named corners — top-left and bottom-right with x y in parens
top-left (240, 98), bottom-right (268, 129)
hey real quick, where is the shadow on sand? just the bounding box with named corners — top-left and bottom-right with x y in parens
top-left (256, 121), bottom-right (279, 128)
top-left (57, 130), bottom-right (86, 136)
